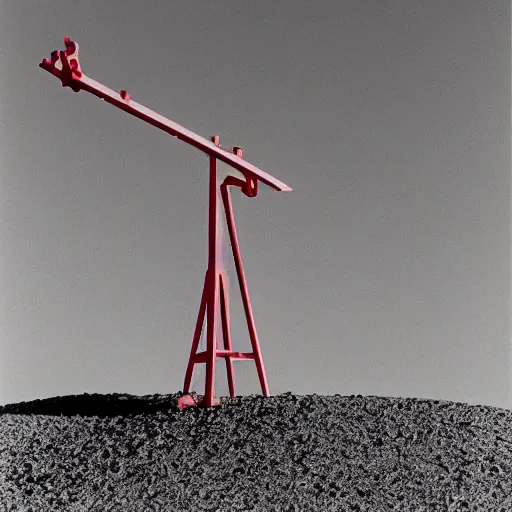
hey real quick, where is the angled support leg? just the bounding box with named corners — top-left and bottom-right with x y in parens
top-left (183, 270), bottom-right (208, 394)
top-left (220, 180), bottom-right (270, 397)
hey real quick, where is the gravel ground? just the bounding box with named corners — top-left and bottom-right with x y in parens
top-left (1, 391), bottom-right (511, 511)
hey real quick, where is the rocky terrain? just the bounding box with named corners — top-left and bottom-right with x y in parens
top-left (1, 391), bottom-right (511, 511)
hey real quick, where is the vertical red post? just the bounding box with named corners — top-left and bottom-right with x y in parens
top-left (203, 136), bottom-right (221, 408)
top-left (220, 147), bottom-right (270, 397)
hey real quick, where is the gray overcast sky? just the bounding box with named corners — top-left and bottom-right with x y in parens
top-left (0, 1), bottom-right (510, 409)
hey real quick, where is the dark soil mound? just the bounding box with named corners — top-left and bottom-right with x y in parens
top-left (1, 392), bottom-right (511, 511)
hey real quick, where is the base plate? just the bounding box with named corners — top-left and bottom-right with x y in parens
top-left (178, 394), bottom-right (222, 410)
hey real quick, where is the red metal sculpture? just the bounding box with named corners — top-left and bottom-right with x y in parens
top-left (40, 37), bottom-right (292, 408)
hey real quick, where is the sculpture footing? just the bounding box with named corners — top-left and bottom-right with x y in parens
top-left (177, 394), bottom-right (221, 410)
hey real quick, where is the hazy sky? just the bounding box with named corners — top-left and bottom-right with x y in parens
top-left (0, 1), bottom-right (510, 408)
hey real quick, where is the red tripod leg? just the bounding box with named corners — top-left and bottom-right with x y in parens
top-left (183, 271), bottom-right (208, 394)
top-left (219, 273), bottom-right (235, 397)
top-left (220, 184), bottom-right (270, 397)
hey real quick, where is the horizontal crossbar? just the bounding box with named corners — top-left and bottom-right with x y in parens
top-left (192, 351), bottom-right (256, 364)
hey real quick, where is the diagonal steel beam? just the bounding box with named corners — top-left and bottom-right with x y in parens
top-left (40, 37), bottom-right (292, 193)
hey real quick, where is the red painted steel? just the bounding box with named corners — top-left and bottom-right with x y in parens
top-left (40, 37), bottom-right (291, 408)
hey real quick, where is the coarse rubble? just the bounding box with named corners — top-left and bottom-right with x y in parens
top-left (1, 391), bottom-right (511, 511)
